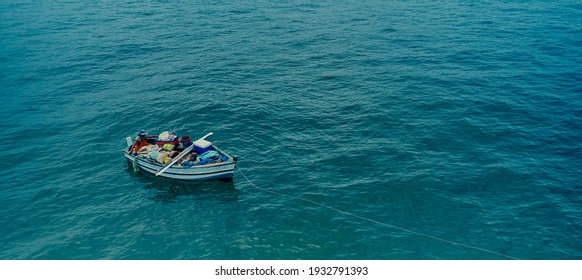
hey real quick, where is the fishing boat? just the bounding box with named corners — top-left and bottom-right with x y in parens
top-left (123, 131), bottom-right (237, 181)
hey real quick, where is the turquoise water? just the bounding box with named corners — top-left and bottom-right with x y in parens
top-left (1, 1), bottom-right (581, 259)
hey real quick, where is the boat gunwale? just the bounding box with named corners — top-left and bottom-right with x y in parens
top-left (125, 152), bottom-right (236, 169)
top-left (123, 144), bottom-right (237, 173)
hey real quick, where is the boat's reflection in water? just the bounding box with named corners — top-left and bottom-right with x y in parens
top-left (126, 162), bottom-right (240, 203)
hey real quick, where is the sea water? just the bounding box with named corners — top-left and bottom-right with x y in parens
top-left (0, 1), bottom-right (581, 259)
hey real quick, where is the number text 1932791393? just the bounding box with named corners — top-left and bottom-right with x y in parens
top-left (309, 266), bottom-right (368, 276)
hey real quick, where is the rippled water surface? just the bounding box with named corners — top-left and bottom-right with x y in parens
top-left (1, 1), bottom-right (581, 259)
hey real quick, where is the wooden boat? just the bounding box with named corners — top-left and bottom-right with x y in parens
top-left (123, 132), bottom-right (237, 181)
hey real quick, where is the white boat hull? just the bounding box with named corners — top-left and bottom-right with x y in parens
top-left (124, 147), bottom-right (237, 181)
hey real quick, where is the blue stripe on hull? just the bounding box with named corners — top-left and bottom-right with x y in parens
top-left (124, 152), bottom-right (236, 181)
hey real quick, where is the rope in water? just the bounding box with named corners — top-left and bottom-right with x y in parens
top-left (236, 165), bottom-right (520, 260)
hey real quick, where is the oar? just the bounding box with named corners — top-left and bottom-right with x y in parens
top-left (155, 132), bottom-right (213, 176)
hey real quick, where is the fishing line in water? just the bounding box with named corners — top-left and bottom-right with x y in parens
top-left (235, 165), bottom-right (520, 260)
